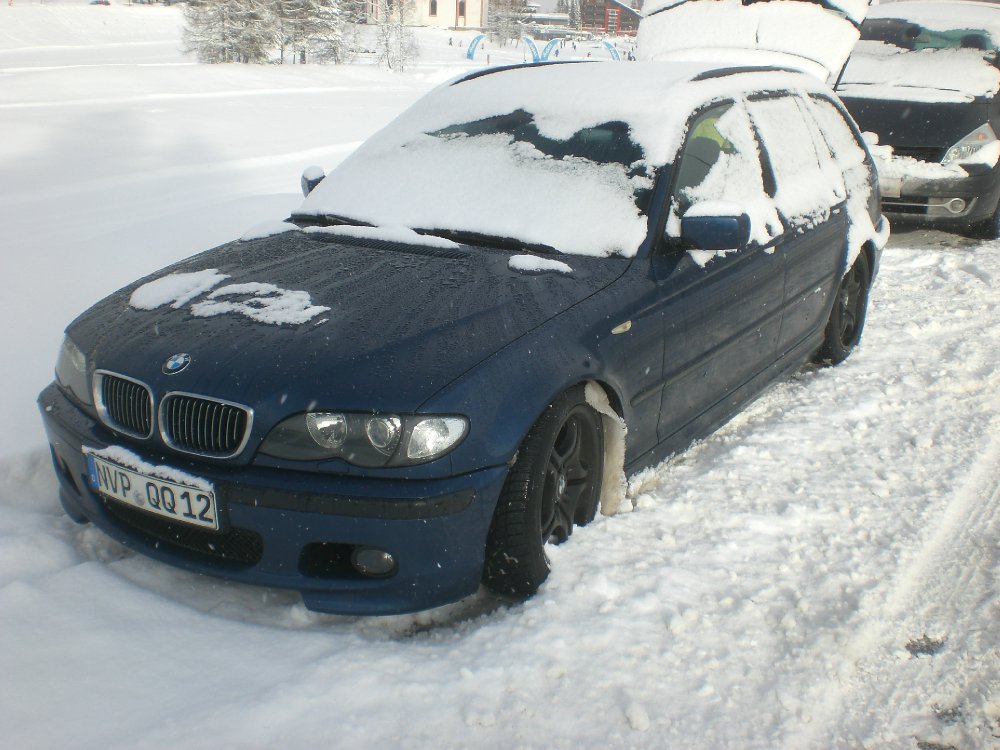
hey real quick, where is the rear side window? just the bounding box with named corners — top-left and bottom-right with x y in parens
top-left (747, 96), bottom-right (842, 227)
top-left (805, 96), bottom-right (868, 171)
top-left (669, 101), bottom-right (781, 244)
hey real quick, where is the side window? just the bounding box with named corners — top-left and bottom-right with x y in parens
top-left (747, 95), bottom-right (842, 227)
top-left (669, 101), bottom-right (781, 244)
top-left (805, 95), bottom-right (869, 172)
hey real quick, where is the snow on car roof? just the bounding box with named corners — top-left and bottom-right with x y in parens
top-left (297, 61), bottom-right (828, 258)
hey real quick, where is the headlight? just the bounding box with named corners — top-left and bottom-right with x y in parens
top-left (942, 124), bottom-right (1000, 167)
top-left (54, 335), bottom-right (93, 407)
top-left (260, 412), bottom-right (468, 467)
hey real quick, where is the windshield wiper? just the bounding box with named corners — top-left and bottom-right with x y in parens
top-left (415, 228), bottom-right (557, 255)
top-left (289, 213), bottom-right (373, 229)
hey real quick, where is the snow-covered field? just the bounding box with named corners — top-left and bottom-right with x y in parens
top-left (1, 4), bottom-right (998, 748)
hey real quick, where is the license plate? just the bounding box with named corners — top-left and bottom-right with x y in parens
top-left (86, 453), bottom-right (219, 531)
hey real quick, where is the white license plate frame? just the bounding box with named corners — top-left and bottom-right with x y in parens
top-left (86, 453), bottom-right (220, 531)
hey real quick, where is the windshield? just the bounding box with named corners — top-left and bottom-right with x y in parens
top-left (860, 18), bottom-right (996, 54)
top-left (297, 107), bottom-right (656, 257)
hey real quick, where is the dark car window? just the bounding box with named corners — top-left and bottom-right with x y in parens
top-left (860, 18), bottom-right (996, 53)
top-left (670, 101), bottom-right (774, 238)
top-left (747, 96), bottom-right (842, 227)
top-left (430, 110), bottom-right (654, 214)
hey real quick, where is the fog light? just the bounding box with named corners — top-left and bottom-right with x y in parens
top-left (947, 198), bottom-right (967, 214)
top-left (351, 547), bottom-right (397, 577)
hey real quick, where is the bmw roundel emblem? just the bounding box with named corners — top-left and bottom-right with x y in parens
top-left (162, 353), bottom-right (191, 375)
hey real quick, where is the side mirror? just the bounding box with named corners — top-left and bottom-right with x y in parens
top-left (680, 204), bottom-right (751, 251)
top-left (301, 165), bottom-right (326, 197)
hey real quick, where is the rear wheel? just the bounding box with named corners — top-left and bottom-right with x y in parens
top-left (482, 387), bottom-right (604, 598)
top-left (814, 251), bottom-right (871, 366)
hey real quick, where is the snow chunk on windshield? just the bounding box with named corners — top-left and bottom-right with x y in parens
top-left (129, 269), bottom-right (230, 311)
top-left (509, 255), bottom-right (574, 275)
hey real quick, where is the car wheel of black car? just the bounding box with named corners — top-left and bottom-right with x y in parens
top-left (483, 387), bottom-right (604, 598)
top-left (815, 251), bottom-right (871, 366)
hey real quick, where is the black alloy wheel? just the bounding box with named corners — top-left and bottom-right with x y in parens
top-left (815, 251), bottom-right (871, 366)
top-left (483, 387), bottom-right (604, 598)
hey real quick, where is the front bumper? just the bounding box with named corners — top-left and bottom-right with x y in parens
top-left (39, 383), bottom-right (508, 616)
top-left (880, 164), bottom-right (1000, 228)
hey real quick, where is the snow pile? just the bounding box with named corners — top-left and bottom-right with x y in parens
top-left (507, 254), bottom-right (573, 275)
top-left (190, 282), bottom-right (330, 326)
top-left (130, 270), bottom-right (330, 326)
top-left (241, 221), bottom-right (299, 241)
top-left (303, 224), bottom-right (462, 248)
top-left (129, 269), bottom-right (231, 310)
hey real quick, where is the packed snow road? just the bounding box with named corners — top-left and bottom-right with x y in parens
top-left (1, 5), bottom-right (998, 749)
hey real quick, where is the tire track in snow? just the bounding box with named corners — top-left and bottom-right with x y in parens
top-left (794, 416), bottom-right (1000, 748)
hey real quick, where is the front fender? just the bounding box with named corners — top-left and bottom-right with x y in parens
top-left (418, 295), bottom-right (630, 477)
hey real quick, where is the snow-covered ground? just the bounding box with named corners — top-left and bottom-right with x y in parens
top-left (1, 4), bottom-right (998, 748)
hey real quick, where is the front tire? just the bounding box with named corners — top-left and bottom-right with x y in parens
top-left (814, 251), bottom-right (871, 366)
top-left (482, 387), bottom-right (604, 599)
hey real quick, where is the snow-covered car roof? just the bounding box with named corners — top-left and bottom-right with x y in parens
top-left (636, 0), bottom-right (870, 83)
top-left (295, 61), bottom-right (832, 258)
top-left (839, 1), bottom-right (1000, 102)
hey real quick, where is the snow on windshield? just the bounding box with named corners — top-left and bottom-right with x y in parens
top-left (840, 42), bottom-right (1000, 102)
top-left (866, 0), bottom-right (1000, 42)
top-left (297, 63), bottom-right (825, 257)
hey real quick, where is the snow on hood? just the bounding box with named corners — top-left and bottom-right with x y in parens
top-left (296, 62), bottom-right (830, 258)
top-left (839, 43), bottom-right (1000, 101)
top-left (637, 0), bottom-right (871, 83)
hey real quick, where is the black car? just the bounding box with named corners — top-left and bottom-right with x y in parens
top-left (838, 0), bottom-right (1000, 237)
top-left (38, 60), bottom-right (887, 615)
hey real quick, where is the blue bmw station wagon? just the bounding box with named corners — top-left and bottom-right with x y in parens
top-left (39, 59), bottom-right (887, 615)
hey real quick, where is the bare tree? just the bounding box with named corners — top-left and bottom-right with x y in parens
top-left (374, 0), bottom-right (417, 72)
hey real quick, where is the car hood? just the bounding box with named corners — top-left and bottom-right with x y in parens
top-left (636, 0), bottom-right (870, 83)
top-left (839, 92), bottom-right (992, 151)
top-left (70, 231), bottom-right (628, 416)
